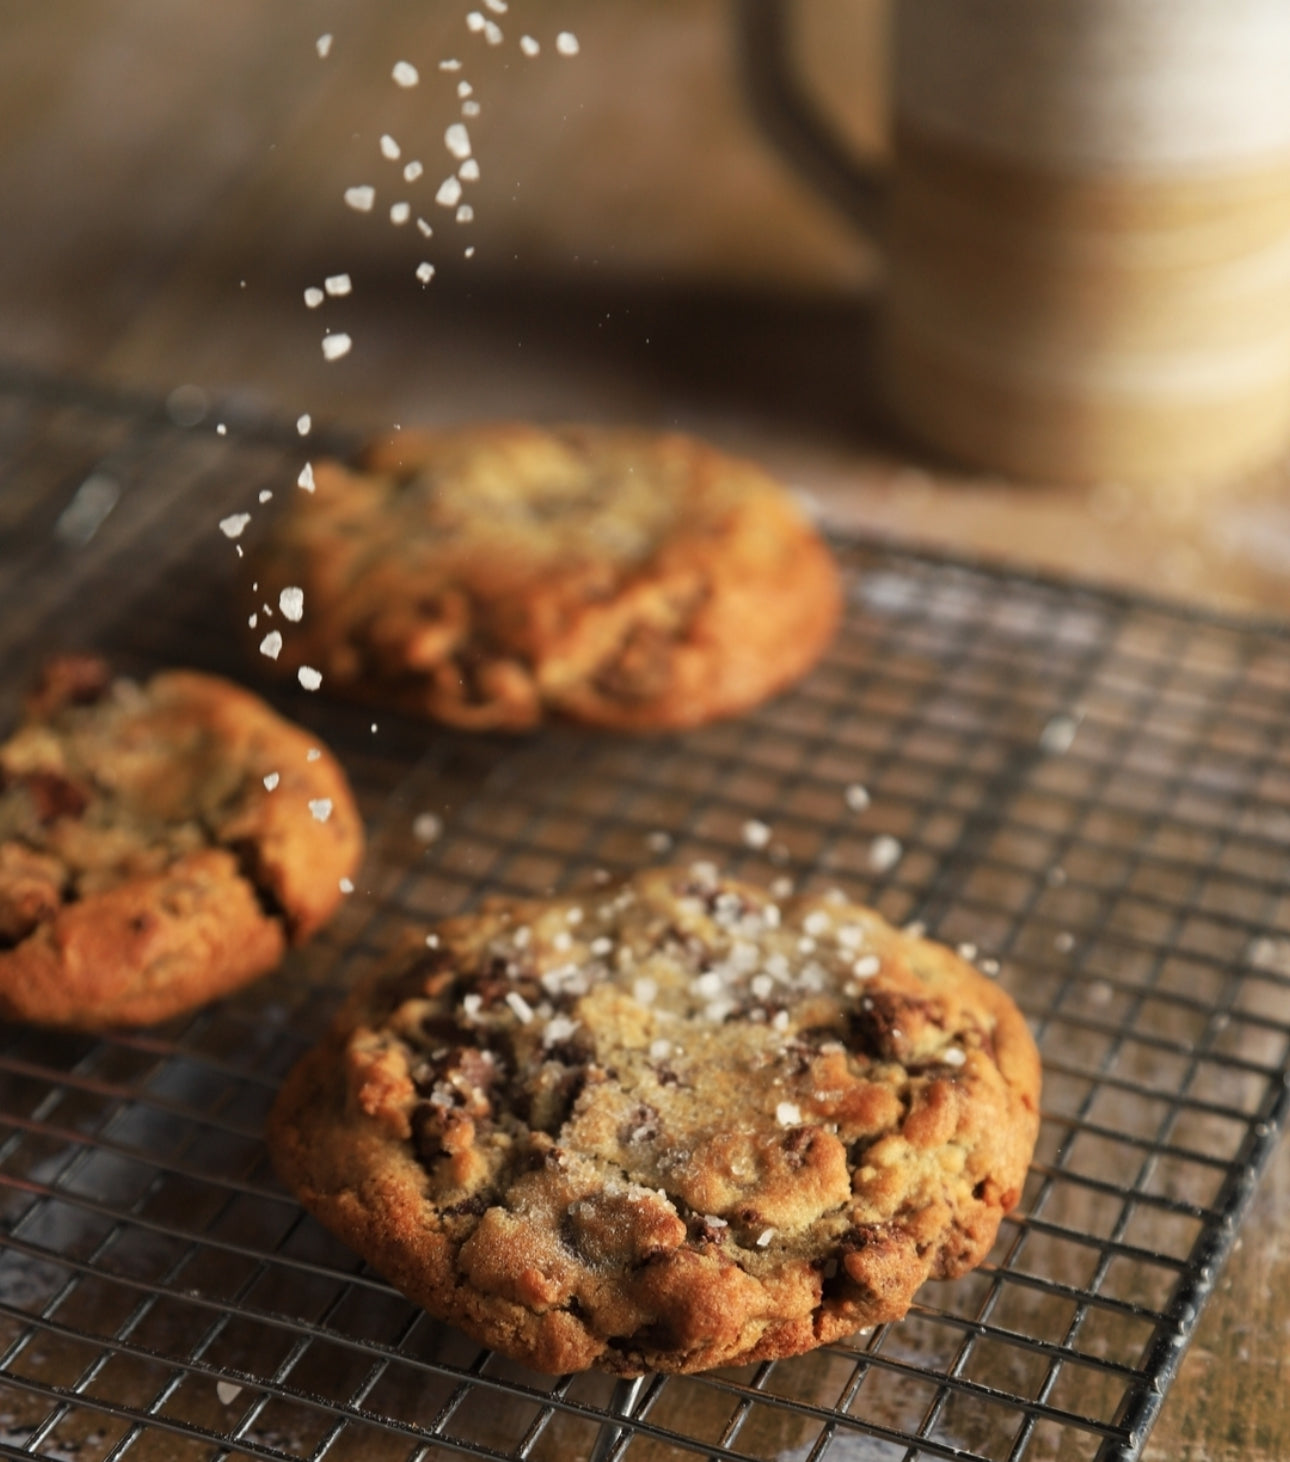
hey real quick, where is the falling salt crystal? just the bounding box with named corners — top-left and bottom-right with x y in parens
top-left (466, 11), bottom-right (485, 31)
top-left (297, 414), bottom-right (311, 436)
top-left (279, 587), bottom-right (304, 621)
top-left (339, 877), bottom-right (354, 894)
top-left (520, 35), bottom-right (539, 56)
top-left (298, 462), bottom-right (315, 491)
top-left (943, 1047), bottom-right (967, 1068)
top-left (462, 99), bottom-right (481, 117)
top-left (304, 286), bottom-right (324, 308)
top-left (298, 666), bottom-right (323, 691)
top-left (459, 158), bottom-right (480, 181)
top-left (258, 490), bottom-right (272, 503)
top-left (869, 834), bottom-right (902, 872)
top-left (412, 812), bottom-right (442, 844)
top-left (403, 160), bottom-right (423, 182)
top-left (259, 631), bottom-right (283, 660)
top-left (844, 783), bottom-right (870, 812)
top-left (556, 31), bottom-right (580, 55)
top-left (324, 273), bottom-right (352, 296)
top-left (216, 1381), bottom-right (243, 1405)
top-left (390, 201), bottom-right (411, 224)
top-left (464, 245), bottom-right (475, 257)
top-left (484, 21), bottom-right (503, 45)
top-left (315, 34), bottom-right (333, 59)
top-left (439, 58), bottom-right (462, 71)
top-left (458, 80), bottom-right (473, 97)
top-left (506, 991), bottom-right (534, 1024)
top-left (380, 134), bottom-right (401, 160)
top-left (216, 423), bottom-right (227, 436)
top-left (425, 932), bottom-right (440, 948)
top-left (219, 513), bottom-right (251, 538)
top-left (344, 185), bottom-right (375, 212)
top-left (263, 772), bottom-right (280, 791)
top-left (416, 262), bottom-right (435, 285)
top-left (309, 798), bottom-right (333, 822)
top-left (456, 204), bottom-right (474, 223)
top-left (392, 60), bottom-right (419, 87)
top-left (416, 217), bottom-right (433, 237)
top-left (776, 1101), bottom-right (801, 1126)
top-left (55, 473), bottom-right (119, 546)
top-left (436, 175), bottom-right (463, 207)
top-left (1054, 931), bottom-right (1076, 953)
top-left (445, 123), bottom-right (472, 160)
top-left (322, 333), bottom-right (352, 361)
top-left (756, 1228), bottom-right (775, 1247)
top-left (742, 819), bottom-right (772, 849)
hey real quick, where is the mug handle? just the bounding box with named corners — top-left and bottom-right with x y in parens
top-left (734, 0), bottom-right (886, 241)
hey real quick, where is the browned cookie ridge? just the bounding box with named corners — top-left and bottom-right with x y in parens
top-left (0, 656), bottom-right (364, 1028)
top-left (252, 423), bottom-right (842, 730)
top-left (268, 867), bottom-right (1040, 1375)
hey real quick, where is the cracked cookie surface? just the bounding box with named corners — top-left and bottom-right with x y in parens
top-left (252, 423), bottom-right (841, 730)
top-left (268, 867), bottom-right (1040, 1374)
top-left (0, 656), bottom-right (364, 1027)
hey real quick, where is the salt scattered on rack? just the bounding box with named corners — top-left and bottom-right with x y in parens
top-left (298, 667), bottom-right (323, 691)
top-left (309, 798), bottom-right (333, 823)
top-left (296, 414), bottom-right (311, 435)
top-left (322, 333), bottom-right (352, 361)
top-left (445, 123), bottom-right (472, 160)
top-left (412, 812), bottom-right (443, 844)
top-left (742, 819), bottom-right (772, 849)
top-left (520, 35), bottom-right (539, 56)
top-left (324, 273), bottom-right (352, 296)
top-left (303, 287), bottom-right (323, 308)
top-left (556, 31), bottom-right (580, 55)
top-left (279, 587), bottom-right (304, 622)
top-left (416, 262), bottom-right (435, 284)
top-left (380, 134), bottom-right (401, 160)
top-left (343, 185), bottom-right (375, 212)
top-left (315, 34), bottom-right (332, 59)
top-left (404, 160), bottom-right (423, 182)
top-left (392, 61), bottom-right (419, 88)
top-left (263, 772), bottom-right (280, 791)
top-left (436, 176), bottom-right (463, 207)
top-left (844, 783), bottom-right (870, 812)
top-left (219, 513), bottom-right (251, 538)
top-left (390, 202), bottom-right (411, 224)
top-left (297, 462), bottom-right (315, 491)
top-left (259, 631), bottom-right (283, 660)
top-left (869, 834), bottom-right (902, 872)
top-left (216, 1381), bottom-right (243, 1405)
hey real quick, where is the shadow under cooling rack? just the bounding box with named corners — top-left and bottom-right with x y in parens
top-left (1, 363), bottom-right (1290, 1461)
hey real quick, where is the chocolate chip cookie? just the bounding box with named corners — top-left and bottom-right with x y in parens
top-left (268, 866), bottom-right (1040, 1375)
top-left (252, 424), bottom-right (841, 730)
top-left (0, 656), bottom-right (364, 1028)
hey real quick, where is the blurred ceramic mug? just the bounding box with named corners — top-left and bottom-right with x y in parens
top-left (738, 0), bottom-right (1290, 486)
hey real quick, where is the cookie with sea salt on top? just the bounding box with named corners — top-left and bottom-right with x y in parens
top-left (267, 866), bottom-right (1040, 1375)
top-left (252, 423), bottom-right (841, 730)
top-left (0, 656), bottom-right (363, 1028)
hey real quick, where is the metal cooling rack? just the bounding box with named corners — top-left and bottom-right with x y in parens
top-left (1, 361), bottom-right (1289, 1462)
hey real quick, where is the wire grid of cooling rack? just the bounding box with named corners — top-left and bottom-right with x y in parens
top-left (1, 364), bottom-right (1290, 1462)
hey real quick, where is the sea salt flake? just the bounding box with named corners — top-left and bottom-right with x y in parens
top-left (772, 1010), bottom-right (790, 1031)
top-left (390, 201), bottom-right (411, 224)
top-left (219, 513), bottom-right (251, 539)
top-left (484, 0), bottom-right (507, 12)
top-left (543, 1015), bottom-right (579, 1046)
top-left (957, 941), bottom-right (978, 962)
top-left (309, 798), bottom-right (333, 822)
top-left (649, 1038), bottom-right (673, 1060)
top-left (770, 876), bottom-right (794, 899)
top-left (259, 630), bottom-right (283, 660)
top-left (315, 34), bottom-right (332, 58)
top-left (803, 910), bottom-right (831, 938)
top-left (217, 1381), bottom-right (243, 1405)
top-left (943, 1047), bottom-right (967, 1067)
top-left (439, 58), bottom-right (462, 71)
top-left (844, 783), bottom-right (870, 812)
top-left (455, 204), bottom-right (474, 223)
top-left (392, 60), bottom-right (419, 87)
top-left (322, 333), bottom-right (353, 361)
top-left (869, 834), bottom-right (902, 872)
top-left (903, 920), bottom-right (926, 938)
top-left (297, 462), bottom-right (315, 491)
top-left (520, 35), bottom-right (539, 56)
top-left (704, 999), bottom-right (735, 1023)
top-left (403, 159), bottom-right (424, 182)
top-left (458, 80), bottom-right (474, 97)
top-left (445, 123), bottom-right (472, 159)
top-left (344, 185), bottom-right (375, 212)
top-left (416, 262), bottom-right (435, 284)
top-left (464, 245), bottom-right (476, 258)
top-left (633, 977), bottom-right (657, 1006)
top-left (695, 971), bottom-right (724, 999)
top-left (751, 974), bottom-right (774, 1000)
top-left (506, 991), bottom-right (534, 1024)
top-left (462, 100), bottom-right (481, 117)
top-left (980, 957), bottom-right (1001, 977)
top-left (852, 954), bottom-right (881, 979)
top-left (379, 134), bottom-right (401, 160)
top-left (466, 11), bottom-right (485, 31)
top-left (216, 423), bottom-right (227, 436)
top-left (1054, 931), bottom-right (1076, 953)
top-left (425, 933), bottom-right (440, 948)
top-left (279, 587), bottom-right (304, 621)
top-left (1040, 713), bottom-right (1079, 755)
top-left (416, 217), bottom-right (433, 237)
top-left (459, 158), bottom-right (480, 181)
top-left (257, 489), bottom-right (271, 502)
top-left (297, 414), bottom-right (311, 436)
top-left (248, 613), bottom-right (258, 628)
top-left (556, 31), bottom-right (580, 55)
top-left (324, 273), bottom-right (352, 296)
top-left (436, 175), bottom-right (463, 207)
top-left (836, 924), bottom-right (866, 950)
top-left (776, 1102), bottom-right (801, 1126)
top-left (412, 812), bottom-right (442, 843)
top-left (742, 819), bottom-right (772, 849)
top-left (552, 931), bottom-right (572, 952)
top-left (339, 877), bottom-right (354, 894)
top-left (646, 830), bottom-right (673, 854)
top-left (756, 1227), bottom-right (775, 1247)
top-left (306, 748), bottom-right (321, 761)
top-left (484, 21), bottom-right (503, 45)
top-left (263, 772), bottom-right (280, 791)
top-left (462, 993), bottom-right (482, 1019)
top-left (590, 936), bottom-right (613, 958)
top-left (298, 666), bottom-right (323, 691)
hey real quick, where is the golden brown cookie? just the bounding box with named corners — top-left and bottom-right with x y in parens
top-left (0, 656), bottom-right (364, 1028)
top-left (252, 424), bottom-right (841, 730)
top-left (268, 866), bottom-right (1040, 1375)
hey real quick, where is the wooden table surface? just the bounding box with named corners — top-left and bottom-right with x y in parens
top-left (4, 4), bottom-right (1289, 1458)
